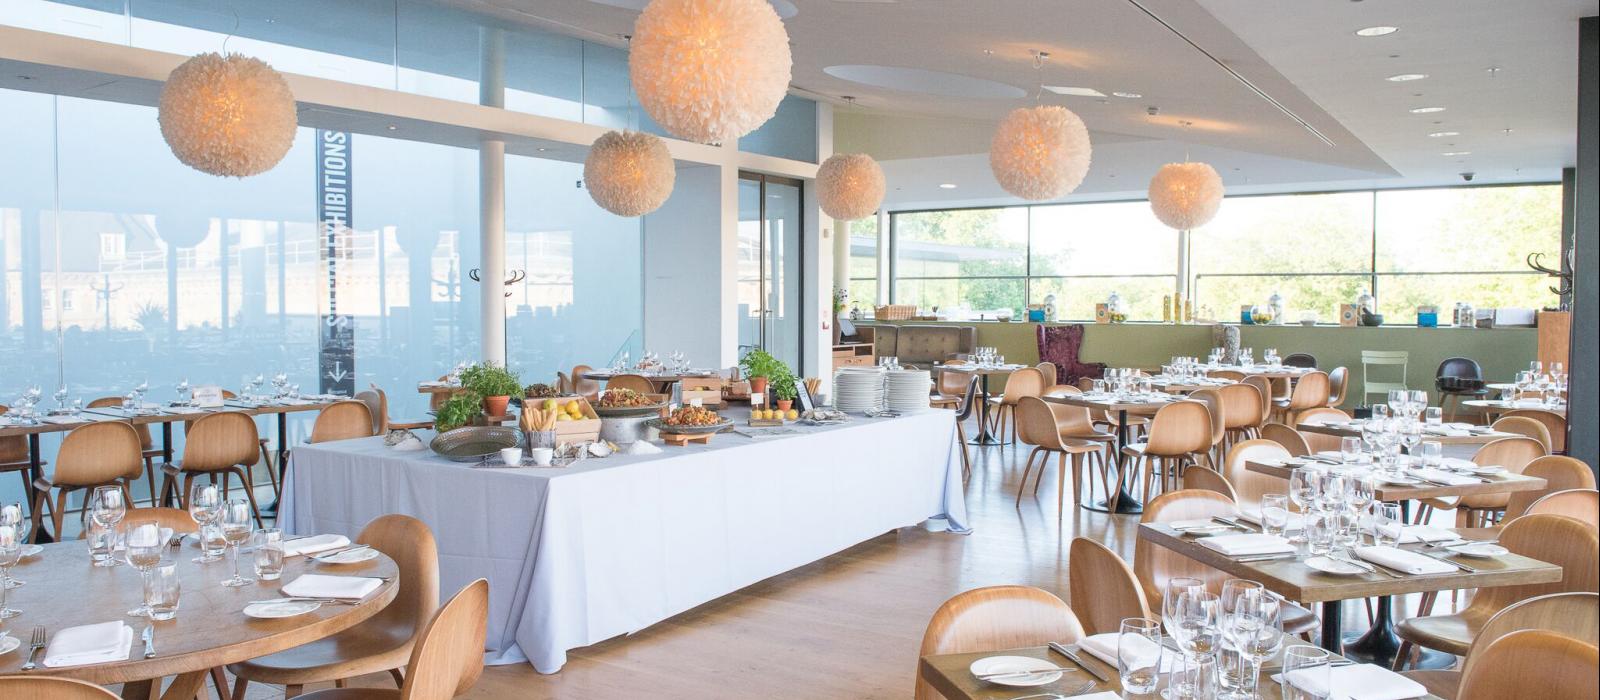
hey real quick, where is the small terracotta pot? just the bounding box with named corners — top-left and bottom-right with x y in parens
top-left (483, 395), bottom-right (511, 417)
top-left (749, 377), bottom-right (769, 395)
top-left (776, 399), bottom-right (793, 412)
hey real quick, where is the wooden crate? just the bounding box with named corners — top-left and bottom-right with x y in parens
top-left (550, 396), bottom-right (601, 444)
top-left (679, 377), bottom-right (723, 407)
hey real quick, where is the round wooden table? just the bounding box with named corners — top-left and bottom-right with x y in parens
top-left (0, 540), bottom-right (397, 699)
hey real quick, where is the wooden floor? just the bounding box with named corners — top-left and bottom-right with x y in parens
top-left (229, 417), bottom-right (1444, 700)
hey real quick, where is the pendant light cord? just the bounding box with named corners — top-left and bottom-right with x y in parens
top-left (221, 3), bottom-right (240, 54)
top-left (1031, 50), bottom-right (1049, 103)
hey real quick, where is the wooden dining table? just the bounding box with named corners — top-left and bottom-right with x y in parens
top-left (1459, 399), bottom-right (1567, 420)
top-left (931, 364), bottom-right (1024, 446)
top-left (1043, 393), bottom-right (1174, 515)
top-left (1296, 421), bottom-right (1518, 447)
top-left (0, 539), bottom-right (398, 699)
top-left (1244, 459), bottom-right (1549, 505)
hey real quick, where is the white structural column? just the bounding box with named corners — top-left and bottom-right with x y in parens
top-left (479, 27), bottom-right (507, 364)
top-left (1176, 228), bottom-right (1192, 305)
top-left (875, 208), bottom-right (890, 306)
top-left (809, 102), bottom-right (837, 388)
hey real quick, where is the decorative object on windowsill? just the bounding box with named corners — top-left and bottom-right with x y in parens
top-left (1339, 304), bottom-right (1360, 327)
top-left (1354, 289), bottom-right (1376, 315)
top-left (583, 130), bottom-right (676, 217)
top-left (158, 52), bottom-right (297, 178)
top-left (817, 154), bottom-right (886, 220)
top-left (629, 0), bottom-right (792, 144)
top-left (1103, 291), bottom-right (1127, 323)
top-left (1359, 310), bottom-right (1384, 327)
top-left (1416, 305), bottom-right (1439, 328)
top-left (1043, 294), bottom-right (1057, 322)
top-left (1094, 303), bottom-right (1110, 324)
top-left (1266, 290), bottom-right (1286, 325)
top-left (1027, 305), bottom-right (1047, 323)
top-left (1240, 305), bottom-right (1256, 325)
top-left (1249, 304), bottom-right (1275, 325)
top-left (1453, 302), bottom-right (1475, 328)
top-left (460, 362), bottom-right (522, 417)
top-left (1299, 312), bottom-right (1318, 327)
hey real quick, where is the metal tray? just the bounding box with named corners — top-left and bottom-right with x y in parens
top-left (430, 426), bottom-right (521, 462)
top-left (593, 402), bottom-right (668, 417)
top-left (647, 417), bottom-right (733, 435)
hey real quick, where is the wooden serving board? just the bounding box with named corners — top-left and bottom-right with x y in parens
top-left (747, 418), bottom-right (785, 427)
top-left (662, 432), bottom-right (712, 446)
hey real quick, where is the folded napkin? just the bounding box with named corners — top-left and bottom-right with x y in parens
top-left (1409, 468), bottom-right (1480, 486)
top-left (1236, 506), bottom-right (1306, 532)
top-left (1423, 425), bottom-right (1470, 437)
top-left (1078, 632), bottom-right (1178, 673)
top-left (1511, 398), bottom-right (1546, 408)
top-left (42, 622), bottom-right (133, 668)
top-left (41, 415), bottom-right (85, 425)
top-left (1355, 546), bottom-right (1456, 575)
top-left (1196, 533), bottom-right (1295, 557)
top-left (282, 534), bottom-right (351, 557)
top-left (1277, 663), bottom-right (1427, 700)
top-left (1359, 520), bottom-right (1457, 544)
top-left (282, 573), bottom-right (383, 600)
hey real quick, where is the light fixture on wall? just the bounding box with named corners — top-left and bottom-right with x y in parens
top-left (629, 0), bottom-right (793, 144)
top-left (989, 52), bottom-right (1092, 201)
top-left (1148, 161), bottom-right (1224, 230)
top-left (816, 153), bottom-right (885, 220)
top-left (158, 52), bottom-right (297, 178)
top-left (584, 130), bottom-right (676, 217)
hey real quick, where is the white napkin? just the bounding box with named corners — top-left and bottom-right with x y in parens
top-left (1078, 633), bottom-right (1178, 673)
top-left (42, 622), bottom-right (133, 668)
top-left (1277, 663), bottom-right (1428, 700)
top-left (1196, 533), bottom-right (1295, 557)
top-left (1170, 519), bottom-right (1223, 530)
top-left (1512, 398), bottom-right (1545, 408)
top-left (1236, 506), bottom-right (1306, 532)
top-left (282, 574), bottom-right (383, 600)
top-left (1409, 468), bottom-right (1479, 486)
top-left (163, 405), bottom-right (212, 415)
top-left (1358, 520), bottom-right (1457, 544)
top-left (281, 534), bottom-right (351, 557)
top-left (1067, 694), bottom-right (1119, 700)
top-left (1423, 425), bottom-right (1470, 437)
top-left (623, 441), bottom-right (663, 455)
top-left (41, 415), bottom-right (85, 425)
top-left (1354, 546), bottom-right (1456, 575)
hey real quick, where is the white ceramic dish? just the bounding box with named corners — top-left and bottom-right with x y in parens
top-left (313, 548), bottom-right (381, 565)
top-left (1304, 556), bottom-right (1367, 576)
top-left (968, 655), bottom-right (1063, 687)
top-left (1466, 465), bottom-right (1506, 476)
top-left (244, 599), bottom-right (322, 619)
top-left (1447, 542), bottom-right (1509, 558)
top-left (0, 634), bottom-right (20, 655)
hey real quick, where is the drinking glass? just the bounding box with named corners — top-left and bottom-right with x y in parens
top-left (198, 523), bottom-right (226, 563)
top-left (1305, 508), bottom-right (1336, 556)
top-left (1162, 578), bottom-right (1206, 647)
top-left (253, 528), bottom-right (285, 581)
top-left (219, 499), bottom-right (255, 587)
top-left (1421, 441), bottom-right (1443, 469)
top-left (90, 485), bottom-right (126, 530)
top-left (1423, 407), bottom-right (1442, 425)
top-left (1373, 503), bottom-right (1404, 548)
top-left (87, 519), bottom-right (120, 567)
top-left (1346, 476), bottom-right (1375, 518)
top-left (1239, 348), bottom-right (1253, 368)
top-left (1119, 617), bottom-right (1164, 695)
top-left (1259, 495), bottom-right (1290, 538)
top-left (0, 525), bottom-right (21, 618)
top-left (1280, 645), bottom-right (1333, 700)
top-left (188, 482), bottom-right (224, 562)
top-left (1171, 651), bottom-right (1219, 700)
top-left (145, 562), bottom-right (181, 621)
top-left (1220, 591), bottom-right (1283, 700)
top-left (123, 521), bottom-right (164, 617)
top-left (0, 504), bottom-right (27, 589)
top-left (1287, 469), bottom-right (1319, 541)
top-left (1407, 390), bottom-right (1427, 416)
top-left (1400, 422), bottom-right (1423, 455)
top-left (1339, 437), bottom-right (1362, 465)
top-left (175, 378), bottom-right (191, 406)
top-left (52, 387), bottom-right (69, 412)
top-left (1170, 590), bottom-right (1219, 658)
top-left (1370, 403), bottom-right (1389, 421)
top-left (1092, 379), bottom-right (1107, 394)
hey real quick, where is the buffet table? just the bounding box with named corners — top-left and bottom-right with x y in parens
top-left (279, 408), bottom-right (968, 673)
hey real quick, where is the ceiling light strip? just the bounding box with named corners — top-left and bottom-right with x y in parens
top-left (1121, 0), bottom-right (1336, 148)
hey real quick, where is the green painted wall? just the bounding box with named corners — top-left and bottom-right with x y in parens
top-left (861, 321), bottom-right (1537, 408)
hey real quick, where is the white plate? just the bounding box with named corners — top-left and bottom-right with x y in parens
top-left (1447, 542), bottom-right (1509, 558)
top-left (313, 548), bottom-right (380, 565)
top-left (19, 544), bottom-right (43, 558)
top-left (1305, 556), bottom-right (1367, 576)
top-left (1380, 476), bottom-right (1419, 486)
top-left (244, 599), bottom-right (322, 619)
top-left (0, 634), bottom-right (19, 655)
top-left (968, 655), bottom-right (1063, 687)
top-left (1466, 465), bottom-right (1506, 476)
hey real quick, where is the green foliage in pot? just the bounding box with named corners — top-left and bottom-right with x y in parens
top-left (435, 391), bottom-right (483, 432)
top-left (770, 371), bottom-right (799, 401)
top-left (460, 362), bottom-right (522, 398)
top-left (739, 349), bottom-right (784, 381)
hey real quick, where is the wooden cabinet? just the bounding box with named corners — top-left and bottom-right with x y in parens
top-left (832, 342), bottom-right (875, 370)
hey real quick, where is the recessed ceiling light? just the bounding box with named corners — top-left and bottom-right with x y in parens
top-left (1441, 151), bottom-right (1471, 156)
top-left (1111, 91), bottom-right (1142, 99)
top-left (1043, 86), bottom-right (1106, 97)
top-left (1428, 131), bottom-right (1459, 138)
top-left (1355, 26), bottom-right (1398, 37)
top-left (1386, 73), bottom-right (1427, 82)
top-left (939, 183), bottom-right (958, 189)
top-left (1409, 106), bottom-right (1446, 114)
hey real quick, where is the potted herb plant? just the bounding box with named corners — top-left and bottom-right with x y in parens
top-left (460, 362), bottom-right (522, 417)
top-left (739, 349), bottom-right (782, 397)
top-left (770, 371), bottom-right (799, 412)
top-left (434, 391), bottom-right (483, 432)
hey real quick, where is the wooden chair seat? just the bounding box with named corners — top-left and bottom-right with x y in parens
top-left (0, 676), bottom-right (121, 698)
top-left (287, 690), bottom-right (395, 700)
top-left (1280, 603), bottom-right (1321, 636)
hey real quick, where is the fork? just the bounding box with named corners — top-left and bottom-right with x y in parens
top-left (20, 626), bottom-right (45, 671)
top-left (1006, 681), bottom-right (1098, 699)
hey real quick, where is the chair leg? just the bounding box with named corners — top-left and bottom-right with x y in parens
top-left (142, 456), bottom-right (160, 507)
top-left (1016, 449), bottom-right (1041, 508)
top-left (1141, 457), bottom-right (1155, 505)
top-left (231, 467), bottom-right (266, 528)
top-left (954, 420), bottom-right (971, 482)
top-left (208, 666), bottom-right (229, 700)
top-left (259, 441), bottom-right (280, 498)
top-left (52, 489), bottom-right (69, 543)
top-left (1392, 641), bottom-right (1415, 671)
top-left (1034, 450), bottom-right (1051, 497)
top-left (1056, 452), bottom-right (1068, 519)
top-left (389, 668), bottom-right (405, 687)
top-left (229, 678), bottom-right (250, 700)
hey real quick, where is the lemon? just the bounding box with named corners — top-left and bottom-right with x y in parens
top-left (542, 398), bottom-right (558, 411)
top-left (786, 409), bottom-right (799, 420)
top-left (557, 413), bottom-right (572, 421)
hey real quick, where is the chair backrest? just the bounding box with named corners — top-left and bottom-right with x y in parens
top-left (1015, 397), bottom-right (1059, 450)
top-left (1325, 366), bottom-right (1349, 407)
top-left (1502, 409), bottom-right (1567, 453)
top-left (1187, 388), bottom-right (1226, 449)
top-left (357, 514), bottom-right (442, 650)
top-left (54, 421), bottom-right (143, 486)
top-left (1260, 423), bottom-right (1310, 457)
top-left (1035, 361), bottom-right (1058, 387)
top-left (1282, 353), bottom-right (1317, 369)
top-left (1360, 350), bottom-right (1409, 399)
top-left (1182, 465), bottom-right (1236, 502)
top-left (570, 365), bottom-right (601, 398)
top-left (1144, 401), bottom-right (1212, 457)
top-left (1295, 407), bottom-right (1347, 425)
top-left (1527, 489), bottom-right (1600, 527)
top-left (87, 396), bottom-right (156, 449)
top-left (1222, 439), bottom-right (1291, 510)
top-left (1069, 538), bottom-right (1152, 636)
top-left (401, 578), bottom-right (489, 700)
top-left (121, 506), bottom-right (200, 535)
top-left (1045, 395), bottom-right (1101, 438)
top-left (606, 374), bottom-right (656, 394)
top-left (355, 387), bottom-right (388, 434)
top-left (1506, 457), bottom-right (1597, 521)
top-left (1218, 383), bottom-right (1264, 431)
top-left (953, 373), bottom-right (981, 421)
top-left (0, 405), bottom-right (26, 463)
top-left (915, 585), bottom-right (1086, 700)
top-left (310, 401), bottom-right (376, 444)
top-left (1472, 436), bottom-right (1547, 473)
top-left (938, 365), bottom-right (972, 397)
top-left (1456, 629), bottom-right (1598, 700)
top-left (0, 677), bottom-right (121, 699)
top-left (1492, 416), bottom-right (1553, 453)
top-left (1242, 376), bottom-right (1273, 425)
top-left (1464, 514), bottom-right (1600, 618)
top-left (1287, 371), bottom-right (1330, 411)
top-left (1134, 490), bottom-right (1237, 611)
top-left (1207, 370), bottom-right (1245, 381)
top-left (999, 367), bottom-right (1046, 405)
top-left (180, 411), bottom-right (261, 471)
top-left (1436, 356), bottom-right (1483, 382)
top-left (1461, 592), bottom-right (1600, 682)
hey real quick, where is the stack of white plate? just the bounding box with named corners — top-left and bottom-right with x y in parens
top-left (834, 366), bottom-right (887, 413)
top-left (885, 369), bottom-right (932, 413)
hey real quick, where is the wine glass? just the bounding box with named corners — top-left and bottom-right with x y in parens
top-left (90, 485), bottom-right (126, 531)
top-left (52, 386), bottom-right (68, 412)
top-left (0, 504), bottom-right (27, 589)
top-left (188, 482), bottom-right (224, 563)
top-left (219, 499), bottom-right (255, 587)
top-left (1280, 645), bottom-right (1332, 700)
top-left (0, 525), bottom-right (21, 619)
top-left (175, 378), bottom-right (191, 406)
top-left (1162, 577), bottom-right (1207, 653)
top-left (1287, 469), bottom-right (1319, 541)
top-left (1171, 590), bottom-right (1219, 659)
top-left (123, 521), bottom-right (165, 617)
top-left (1221, 590), bottom-right (1283, 700)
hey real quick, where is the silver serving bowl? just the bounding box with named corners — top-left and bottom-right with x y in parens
top-left (430, 426), bottom-right (521, 462)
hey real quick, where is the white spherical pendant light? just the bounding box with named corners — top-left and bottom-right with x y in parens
top-left (158, 52), bottom-right (297, 178)
top-left (989, 105), bottom-right (1092, 201)
top-left (816, 154), bottom-right (885, 221)
top-left (584, 131), bottom-right (677, 217)
top-left (1148, 162), bottom-right (1224, 230)
top-left (629, 0), bottom-right (793, 144)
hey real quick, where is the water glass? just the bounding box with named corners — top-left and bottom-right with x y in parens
top-left (253, 528), bottom-right (285, 581)
top-left (1170, 651), bottom-right (1219, 700)
top-left (1339, 437), bottom-right (1362, 464)
top-left (1281, 645), bottom-right (1333, 700)
top-left (1305, 509), bottom-right (1336, 556)
top-left (1370, 403), bottom-right (1389, 420)
top-left (1373, 503), bottom-right (1404, 547)
top-left (198, 522), bottom-right (227, 563)
top-left (219, 498), bottom-right (255, 587)
top-left (90, 485), bottom-right (126, 530)
top-left (1423, 407), bottom-right (1442, 425)
top-left (1119, 617), bottom-right (1164, 695)
top-left (88, 520), bottom-right (121, 567)
top-left (145, 562), bottom-right (181, 621)
top-left (0, 526), bottom-right (21, 618)
top-left (1260, 494), bottom-right (1290, 538)
top-left (1421, 441), bottom-right (1443, 469)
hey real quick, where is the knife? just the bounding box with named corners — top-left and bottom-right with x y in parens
top-left (141, 625), bottom-right (155, 659)
top-left (1420, 551), bottom-right (1482, 572)
top-left (1048, 642), bottom-right (1110, 683)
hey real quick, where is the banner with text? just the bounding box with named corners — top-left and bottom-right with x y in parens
top-left (317, 130), bottom-right (355, 396)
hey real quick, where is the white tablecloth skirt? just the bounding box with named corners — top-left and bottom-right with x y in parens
top-left (280, 409), bottom-right (968, 673)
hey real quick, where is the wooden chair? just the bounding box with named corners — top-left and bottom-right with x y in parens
top-left (1404, 592), bottom-right (1599, 699)
top-left (1418, 437), bottom-right (1548, 527)
top-left (1394, 513), bottom-right (1600, 669)
top-left (949, 377), bottom-right (980, 481)
top-left (121, 505), bottom-right (200, 535)
top-left (1325, 366), bottom-right (1348, 408)
top-left (1492, 416), bottom-right (1553, 453)
top-left (1501, 409), bottom-right (1567, 453)
top-left (354, 385), bottom-right (432, 432)
top-left (605, 374), bottom-right (656, 395)
top-left (1454, 629), bottom-right (1598, 700)
top-left (1034, 361), bottom-right (1075, 396)
top-left (159, 412), bottom-right (266, 528)
top-left (295, 578), bottom-right (490, 700)
top-left (1282, 353), bottom-right (1317, 369)
top-left (1260, 423), bottom-right (1311, 458)
top-left (986, 367), bottom-right (1044, 445)
top-left (914, 585), bottom-right (1086, 700)
top-left (1186, 388), bottom-right (1227, 470)
top-left (1242, 376), bottom-right (1274, 431)
top-left (0, 404), bottom-right (47, 525)
top-left (570, 364), bottom-right (602, 400)
top-left (1294, 407), bottom-right (1348, 454)
top-left (1527, 489), bottom-right (1599, 527)
top-left (1222, 439), bottom-right (1292, 512)
top-left (0, 677), bottom-right (121, 698)
top-left (930, 364), bottom-right (972, 409)
top-left (85, 396), bottom-right (162, 505)
top-left (1273, 370), bottom-right (1329, 425)
top-left (1015, 397), bottom-right (1106, 517)
top-left (310, 401), bottom-right (376, 444)
top-left (230, 514), bottom-right (442, 699)
top-left (30, 421), bottom-right (143, 542)
top-left (1218, 383), bottom-right (1265, 445)
top-left (1504, 456), bottom-right (1596, 522)
top-left (1182, 465), bottom-right (1236, 502)
top-left (1068, 537), bottom-right (1153, 636)
top-left (1125, 401), bottom-right (1212, 504)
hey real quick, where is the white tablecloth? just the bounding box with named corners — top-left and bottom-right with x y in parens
top-left (280, 409), bottom-right (968, 673)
